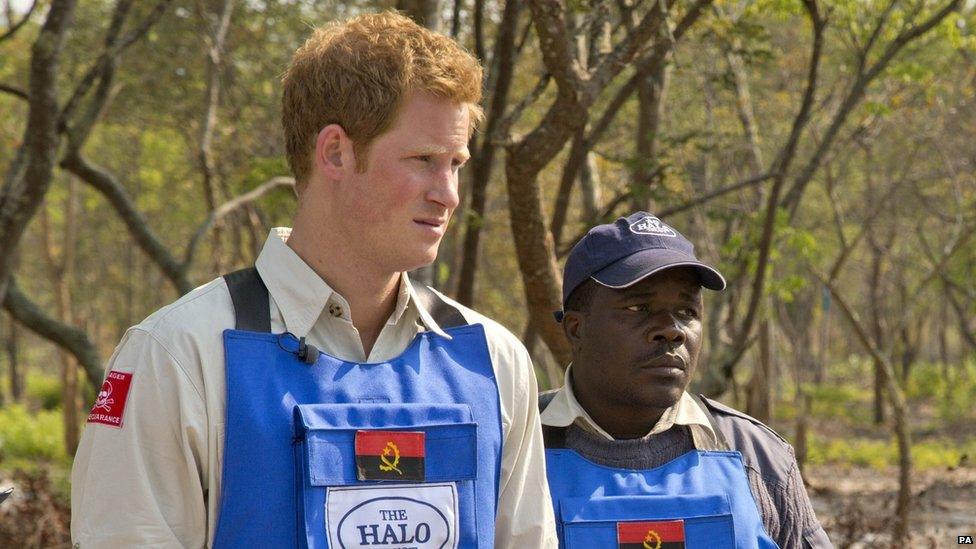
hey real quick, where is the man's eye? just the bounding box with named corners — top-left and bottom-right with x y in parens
top-left (414, 155), bottom-right (432, 163)
top-left (678, 307), bottom-right (700, 319)
top-left (625, 304), bottom-right (649, 312)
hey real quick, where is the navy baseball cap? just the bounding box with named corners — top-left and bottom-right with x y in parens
top-left (561, 212), bottom-right (726, 308)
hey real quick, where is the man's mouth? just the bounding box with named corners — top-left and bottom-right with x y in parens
top-left (641, 343), bottom-right (687, 371)
top-left (414, 217), bottom-right (446, 228)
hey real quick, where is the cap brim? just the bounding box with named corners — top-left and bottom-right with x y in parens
top-left (590, 248), bottom-right (726, 291)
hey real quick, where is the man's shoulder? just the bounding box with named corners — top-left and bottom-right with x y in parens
top-left (698, 396), bottom-right (797, 483)
top-left (122, 276), bottom-right (234, 372)
top-left (137, 276), bottom-right (233, 336)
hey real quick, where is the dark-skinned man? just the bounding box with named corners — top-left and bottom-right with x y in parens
top-left (540, 212), bottom-right (831, 548)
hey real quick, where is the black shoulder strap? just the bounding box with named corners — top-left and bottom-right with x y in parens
top-left (693, 394), bottom-right (732, 451)
top-left (412, 284), bottom-right (468, 329)
top-left (223, 267), bottom-right (271, 333)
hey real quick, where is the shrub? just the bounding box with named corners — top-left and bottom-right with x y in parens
top-left (0, 405), bottom-right (67, 466)
top-left (25, 372), bottom-right (62, 411)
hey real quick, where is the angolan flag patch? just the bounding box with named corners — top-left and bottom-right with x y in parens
top-left (355, 431), bottom-right (425, 482)
top-left (617, 520), bottom-right (685, 549)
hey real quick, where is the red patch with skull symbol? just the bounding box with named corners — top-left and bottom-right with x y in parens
top-left (86, 370), bottom-right (133, 428)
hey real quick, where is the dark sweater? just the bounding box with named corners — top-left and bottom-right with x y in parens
top-left (541, 395), bottom-right (832, 548)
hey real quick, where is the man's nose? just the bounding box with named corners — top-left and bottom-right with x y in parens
top-left (649, 314), bottom-right (685, 345)
top-left (427, 166), bottom-right (460, 210)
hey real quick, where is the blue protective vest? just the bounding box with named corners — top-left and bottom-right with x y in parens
top-left (542, 400), bottom-right (778, 548)
top-left (211, 268), bottom-right (502, 548)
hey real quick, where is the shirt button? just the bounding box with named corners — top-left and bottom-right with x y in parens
top-left (329, 304), bottom-right (343, 317)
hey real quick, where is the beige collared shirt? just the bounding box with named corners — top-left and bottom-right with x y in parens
top-left (540, 364), bottom-right (721, 448)
top-left (71, 228), bottom-right (557, 548)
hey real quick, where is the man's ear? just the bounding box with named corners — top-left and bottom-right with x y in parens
top-left (314, 124), bottom-right (349, 179)
top-left (561, 310), bottom-right (585, 350)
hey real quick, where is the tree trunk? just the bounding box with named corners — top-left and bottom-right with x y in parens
top-left (937, 295), bottom-right (950, 368)
top-left (505, 154), bottom-right (574, 366)
top-left (946, 282), bottom-right (976, 352)
top-left (821, 276), bottom-right (914, 544)
top-left (397, 0), bottom-right (442, 32)
top-left (0, 0), bottom-right (79, 301)
top-left (197, 0), bottom-right (236, 274)
top-left (5, 314), bottom-right (21, 402)
top-left (550, 128), bottom-right (588, 249)
top-left (746, 316), bottom-right (773, 423)
top-left (868, 245), bottom-right (886, 424)
top-left (630, 59), bottom-right (670, 211)
top-left (579, 150), bottom-right (601, 221)
top-left (455, 0), bottom-right (519, 305)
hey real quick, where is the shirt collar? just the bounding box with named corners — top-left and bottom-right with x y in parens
top-left (254, 228), bottom-right (450, 339)
top-left (540, 364), bottom-right (716, 442)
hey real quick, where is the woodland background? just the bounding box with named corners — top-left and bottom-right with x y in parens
top-left (0, 0), bottom-right (974, 546)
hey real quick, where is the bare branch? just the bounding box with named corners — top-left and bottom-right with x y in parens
top-left (584, 0), bottom-right (688, 104)
top-left (0, 0), bottom-right (37, 44)
top-left (0, 82), bottom-right (28, 101)
top-left (707, 0), bottom-right (826, 392)
top-left (60, 152), bottom-right (193, 294)
top-left (195, 0), bottom-right (236, 269)
top-left (582, 0), bottom-right (711, 152)
top-left (909, 221), bottom-right (976, 304)
top-left (58, 0), bottom-right (134, 130)
top-left (527, 0), bottom-right (585, 97)
top-left (492, 73), bottom-right (550, 145)
top-left (782, 0), bottom-right (963, 212)
top-left (814, 271), bottom-right (907, 417)
top-left (658, 172), bottom-right (776, 219)
top-left (556, 189), bottom-right (634, 258)
top-left (855, 0), bottom-right (898, 76)
top-left (2, 278), bottom-right (102, 389)
top-left (183, 177), bottom-right (295, 268)
top-left (944, 282), bottom-right (976, 350)
top-left (826, 148), bottom-right (920, 282)
top-left (59, 0), bottom-right (173, 131)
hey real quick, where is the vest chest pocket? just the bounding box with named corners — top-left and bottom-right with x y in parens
top-left (558, 494), bottom-right (736, 548)
top-left (293, 403), bottom-right (478, 549)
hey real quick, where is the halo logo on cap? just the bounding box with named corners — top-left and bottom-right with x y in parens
top-left (629, 215), bottom-right (676, 237)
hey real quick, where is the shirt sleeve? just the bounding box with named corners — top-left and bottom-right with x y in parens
top-left (70, 328), bottom-right (209, 548)
top-left (746, 448), bottom-right (831, 549)
top-left (492, 338), bottom-right (559, 548)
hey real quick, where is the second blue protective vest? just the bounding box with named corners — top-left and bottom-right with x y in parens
top-left (542, 400), bottom-right (778, 549)
top-left (211, 268), bottom-right (502, 548)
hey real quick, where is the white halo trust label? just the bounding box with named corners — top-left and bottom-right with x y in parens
top-left (326, 483), bottom-right (460, 549)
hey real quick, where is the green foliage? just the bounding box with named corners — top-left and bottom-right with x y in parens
top-left (0, 405), bottom-right (68, 467)
top-left (905, 358), bottom-right (976, 424)
top-left (26, 371), bottom-right (62, 412)
top-left (806, 382), bottom-right (872, 422)
top-left (806, 434), bottom-right (976, 471)
top-left (745, 0), bottom-right (805, 19)
top-left (807, 436), bottom-right (892, 469)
